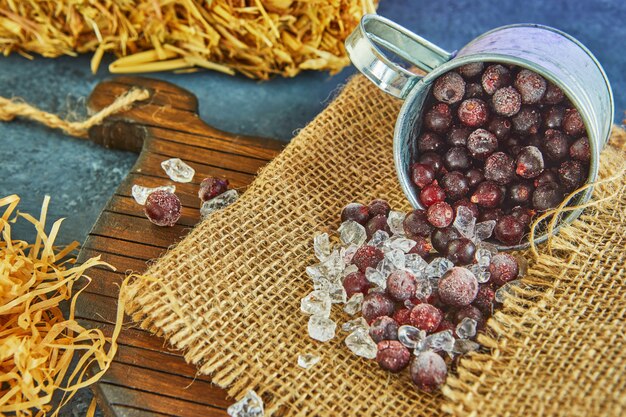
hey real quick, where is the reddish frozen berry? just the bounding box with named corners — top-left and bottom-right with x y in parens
top-left (377, 340), bottom-right (411, 373)
top-left (341, 203), bottom-right (369, 225)
top-left (443, 147), bottom-right (471, 171)
top-left (393, 308), bottom-right (412, 326)
top-left (420, 182), bottom-right (446, 207)
top-left (417, 132), bottom-right (444, 153)
top-left (454, 305), bottom-right (485, 330)
top-left (471, 181), bottom-right (504, 208)
top-left (558, 160), bottom-right (585, 191)
top-left (478, 208), bottom-right (504, 223)
top-left (543, 105), bottom-right (564, 129)
top-left (361, 292), bottom-right (395, 323)
top-left (465, 169), bottom-right (485, 189)
top-left (509, 182), bottom-right (534, 206)
top-left (403, 209), bottom-right (433, 238)
top-left (570, 137), bottom-right (591, 162)
top-left (515, 146), bottom-right (544, 179)
top-left (409, 304), bottom-right (443, 332)
top-left (419, 152), bottom-right (444, 173)
top-left (562, 108), bottom-right (585, 136)
top-left (543, 129), bottom-right (570, 162)
top-left (494, 215), bottom-right (524, 245)
top-left (411, 163), bottom-right (436, 188)
top-left (433, 72), bottom-right (466, 104)
top-left (488, 116), bottom-right (512, 140)
top-left (481, 64), bottom-right (512, 95)
top-left (424, 103), bottom-right (453, 133)
top-left (343, 271), bottom-right (370, 298)
top-left (458, 62), bottom-right (484, 79)
top-left (447, 126), bottom-right (472, 147)
top-left (144, 190), bottom-right (181, 227)
top-left (446, 238), bottom-right (476, 265)
top-left (427, 201), bottom-right (454, 228)
top-left (387, 270), bottom-right (418, 302)
top-left (484, 152), bottom-right (515, 185)
top-left (411, 351), bottom-right (448, 392)
top-left (473, 285), bottom-right (496, 313)
top-left (492, 86), bottom-right (521, 116)
top-left (368, 199), bottom-right (391, 217)
top-left (436, 319), bottom-right (455, 333)
top-left (438, 267), bottom-right (478, 307)
top-left (512, 106), bottom-right (541, 135)
top-left (543, 83), bottom-right (565, 104)
top-left (453, 199), bottom-right (480, 219)
top-left (464, 82), bottom-right (485, 98)
top-left (352, 245), bottom-right (384, 273)
top-left (441, 171), bottom-right (469, 200)
top-left (534, 169), bottom-right (559, 187)
top-left (489, 253), bottom-right (519, 287)
top-left (198, 177), bottom-right (229, 202)
top-left (458, 98), bottom-right (489, 127)
top-left (408, 236), bottom-right (432, 258)
top-left (514, 69), bottom-right (547, 104)
top-left (365, 214), bottom-right (391, 239)
top-left (467, 128), bottom-right (498, 160)
top-left (369, 316), bottom-right (399, 343)
top-left (510, 206), bottom-right (535, 226)
top-left (532, 182), bottom-right (563, 211)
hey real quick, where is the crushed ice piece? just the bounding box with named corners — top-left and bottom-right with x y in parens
top-left (386, 249), bottom-right (406, 269)
top-left (452, 338), bottom-right (480, 354)
top-left (344, 293), bottom-right (364, 315)
top-left (405, 253), bottom-right (428, 277)
top-left (494, 279), bottom-right (521, 303)
top-left (413, 278), bottom-right (432, 301)
top-left (341, 246), bottom-right (359, 266)
top-left (342, 317), bottom-right (369, 333)
top-left (365, 267), bottom-right (386, 290)
top-left (200, 189), bottom-right (239, 218)
top-left (376, 257), bottom-right (397, 279)
top-left (456, 318), bottom-right (478, 339)
top-left (386, 236), bottom-right (417, 253)
top-left (320, 249), bottom-right (345, 281)
top-left (227, 390), bottom-right (264, 417)
top-left (297, 353), bottom-right (321, 369)
top-left (368, 230), bottom-right (390, 247)
top-left (475, 248), bottom-right (492, 268)
top-left (161, 158), bottom-right (195, 183)
top-left (397, 325), bottom-right (426, 349)
top-left (132, 184), bottom-right (176, 205)
top-left (426, 257), bottom-right (454, 279)
top-left (416, 330), bottom-right (455, 353)
top-left (453, 206), bottom-right (476, 239)
top-left (300, 290), bottom-right (331, 317)
top-left (342, 263), bottom-right (359, 278)
top-left (387, 211), bottom-right (406, 235)
top-left (474, 220), bottom-right (497, 242)
top-left (327, 282), bottom-right (348, 304)
top-left (308, 315), bottom-right (336, 342)
top-left (477, 241), bottom-right (499, 255)
top-left (314, 233), bottom-right (331, 261)
top-left (469, 264), bottom-right (491, 284)
top-left (345, 327), bottom-right (377, 359)
top-left (305, 265), bottom-right (325, 284)
top-left (338, 221), bottom-right (367, 247)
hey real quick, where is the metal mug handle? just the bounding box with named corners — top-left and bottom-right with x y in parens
top-left (346, 14), bottom-right (452, 100)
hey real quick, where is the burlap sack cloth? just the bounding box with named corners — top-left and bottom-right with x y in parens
top-left (125, 75), bottom-right (626, 417)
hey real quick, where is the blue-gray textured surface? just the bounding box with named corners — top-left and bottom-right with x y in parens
top-left (0, 1), bottom-right (624, 415)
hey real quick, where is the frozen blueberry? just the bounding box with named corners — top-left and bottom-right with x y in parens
top-left (471, 181), bottom-right (504, 208)
top-left (387, 270), bottom-right (418, 302)
top-left (431, 226), bottom-right (461, 254)
top-left (453, 198), bottom-right (480, 219)
top-left (481, 64), bottom-right (512, 95)
top-left (447, 126), bottom-right (472, 147)
top-left (532, 182), bottom-right (563, 211)
top-left (508, 182), bottom-right (534, 206)
top-left (404, 209), bottom-right (434, 238)
top-left (473, 285), bottom-right (496, 313)
top-left (467, 128), bottom-right (498, 161)
top-left (465, 169), bottom-right (485, 189)
top-left (515, 146), bottom-right (544, 179)
top-left (365, 214), bottom-right (391, 239)
top-left (484, 152), bottom-right (515, 185)
top-left (377, 340), bottom-right (411, 373)
top-left (464, 82), bottom-right (485, 98)
top-left (408, 236), bottom-right (432, 258)
top-left (419, 152), bottom-right (444, 173)
top-left (489, 253), bottom-right (519, 287)
top-left (511, 106), bottom-right (541, 135)
top-left (420, 182), bottom-right (447, 207)
top-left (362, 292), bottom-right (395, 323)
top-left (458, 98), bottom-right (489, 127)
top-left (424, 103), bottom-right (453, 133)
top-left (514, 69), bottom-right (547, 104)
top-left (458, 62), bottom-right (484, 79)
top-left (543, 83), bottom-right (565, 105)
top-left (562, 108), bottom-right (585, 137)
top-left (558, 160), bottom-right (585, 191)
top-left (418, 132), bottom-right (445, 153)
top-left (441, 171), bottom-right (470, 200)
top-left (494, 215), bottom-right (525, 245)
top-left (341, 203), bottom-right (370, 225)
top-left (343, 271), bottom-right (371, 298)
top-left (411, 163), bottom-right (436, 189)
top-left (370, 316), bottom-right (400, 343)
top-left (368, 199), bottom-right (391, 217)
top-left (510, 205), bottom-right (535, 226)
top-left (446, 238), bottom-right (476, 265)
top-left (543, 129), bottom-right (570, 162)
top-left (427, 201), bottom-right (454, 228)
top-left (438, 267), bottom-right (478, 307)
top-left (433, 72), bottom-right (466, 104)
top-left (409, 303), bottom-right (443, 332)
top-left (492, 86), bottom-right (521, 116)
top-left (411, 351), bottom-right (448, 392)
top-left (543, 105), bottom-right (565, 129)
top-left (570, 137), bottom-right (591, 162)
top-left (487, 116), bottom-right (512, 140)
top-left (144, 190), bottom-right (181, 227)
top-left (444, 147), bottom-right (472, 171)
top-left (198, 177), bottom-right (229, 202)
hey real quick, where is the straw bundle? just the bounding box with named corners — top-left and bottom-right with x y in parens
top-left (0, 0), bottom-right (377, 79)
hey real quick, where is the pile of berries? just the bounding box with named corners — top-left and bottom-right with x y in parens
top-left (411, 63), bottom-right (591, 246)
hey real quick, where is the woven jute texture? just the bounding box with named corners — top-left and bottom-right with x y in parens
top-left (125, 75), bottom-right (626, 417)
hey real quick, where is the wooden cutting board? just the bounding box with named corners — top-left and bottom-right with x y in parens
top-left (74, 76), bottom-right (285, 417)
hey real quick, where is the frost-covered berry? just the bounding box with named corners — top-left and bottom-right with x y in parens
top-left (393, 308), bottom-right (412, 326)
top-left (403, 209), bottom-right (433, 238)
top-left (484, 152), bottom-right (515, 185)
top-left (387, 270), bottom-right (418, 302)
top-left (562, 108), bottom-right (585, 136)
top-left (368, 199), bottom-right (391, 217)
top-left (365, 214), bottom-right (391, 239)
top-left (489, 253), bottom-right (519, 287)
top-left (408, 236), bottom-right (432, 258)
top-left (433, 72), bottom-right (466, 104)
top-left (411, 351), bottom-right (448, 392)
top-left (341, 203), bottom-right (369, 225)
top-left (514, 69), bottom-right (547, 104)
top-left (198, 177), bottom-right (229, 202)
top-left (458, 98), bottom-right (489, 127)
top-left (481, 64), bottom-right (512, 95)
top-left (343, 271), bottom-right (370, 298)
top-left (494, 215), bottom-right (525, 246)
top-left (473, 285), bottom-right (496, 313)
top-left (427, 201), bottom-right (454, 228)
top-left (409, 303), bottom-right (442, 332)
top-left (362, 292), bottom-right (395, 323)
top-left (515, 146), bottom-right (544, 179)
top-left (438, 267), bottom-right (478, 307)
top-left (492, 86), bottom-right (521, 116)
top-left (377, 340), bottom-right (411, 373)
top-left (369, 316), bottom-right (399, 343)
top-left (446, 238), bottom-right (476, 265)
top-left (352, 245), bottom-right (384, 273)
top-left (144, 190), bottom-right (181, 227)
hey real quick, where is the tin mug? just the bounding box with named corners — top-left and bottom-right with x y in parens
top-left (345, 14), bottom-right (614, 250)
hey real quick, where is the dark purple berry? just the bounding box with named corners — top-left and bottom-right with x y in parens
top-left (341, 203), bottom-right (369, 225)
top-left (562, 108), bottom-right (585, 136)
top-left (377, 340), bottom-right (411, 373)
top-left (411, 163), bottom-right (436, 189)
top-left (403, 209), bottom-right (433, 238)
top-left (453, 199), bottom-right (480, 219)
top-left (534, 169), bottom-right (559, 187)
top-left (532, 182), bottom-right (563, 211)
top-left (454, 305), bottom-right (485, 330)
top-left (352, 245), bottom-right (384, 273)
top-left (473, 285), bottom-right (496, 313)
top-left (443, 147), bottom-right (471, 171)
top-left (570, 137), bottom-right (591, 162)
top-left (478, 208), bottom-right (504, 223)
top-left (370, 316), bottom-right (400, 343)
top-left (492, 86), bottom-right (521, 116)
top-left (543, 83), bottom-right (565, 104)
top-left (419, 152), bottom-right (444, 173)
top-left (471, 181), bottom-right (504, 208)
top-left (543, 105), bottom-right (564, 129)
top-left (438, 267), bottom-right (478, 307)
top-left (484, 152), bottom-right (515, 185)
top-left (458, 62), bottom-right (484, 79)
top-left (510, 206), bottom-right (535, 226)
top-left (511, 106), bottom-right (541, 135)
top-left (411, 351), bottom-right (447, 392)
top-left (467, 128), bottom-right (498, 160)
top-left (387, 270), bottom-right (418, 302)
top-left (417, 132), bottom-right (444, 153)
top-left (427, 201), bottom-right (454, 228)
top-left (465, 169), bottom-right (484, 189)
top-left (494, 215), bottom-right (524, 245)
top-left (368, 199), bottom-right (391, 217)
top-left (362, 292), bottom-right (395, 323)
top-left (343, 271), bottom-right (371, 298)
top-left (433, 72), bottom-right (466, 104)
top-left (509, 182), bottom-right (534, 206)
top-left (514, 69), bottom-right (547, 104)
top-left (487, 116), bottom-right (512, 140)
top-left (365, 214), bottom-right (391, 239)
top-left (409, 303), bottom-right (443, 332)
top-left (441, 171), bottom-right (470, 200)
top-left (458, 98), bottom-right (489, 127)
top-left (446, 238), bottom-right (476, 265)
top-left (464, 82), bottom-right (485, 98)
top-left (515, 146), bottom-right (544, 179)
top-left (420, 182), bottom-right (446, 207)
top-left (144, 190), bottom-right (181, 227)
top-left (481, 64), bottom-right (512, 95)
top-left (424, 103), bottom-right (453, 133)
top-left (558, 160), bottom-right (585, 191)
top-left (198, 177), bottom-right (229, 202)
top-left (447, 126), bottom-right (472, 147)
top-left (408, 236), bottom-right (432, 258)
top-left (543, 129), bottom-right (570, 162)
top-left (431, 227), bottom-right (460, 254)
top-left (489, 253), bottom-right (519, 287)
top-left (436, 319), bottom-right (456, 334)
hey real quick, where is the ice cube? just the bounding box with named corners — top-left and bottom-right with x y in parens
top-left (308, 315), bottom-right (336, 342)
top-left (320, 249), bottom-right (345, 281)
top-left (405, 253), bottom-right (428, 277)
top-left (386, 236), bottom-right (417, 253)
top-left (300, 290), bottom-right (331, 317)
top-left (227, 390), bottom-right (264, 417)
top-left (200, 189), bottom-right (239, 218)
top-left (426, 257), bottom-right (454, 279)
top-left (345, 327), bottom-right (377, 359)
top-left (297, 353), bottom-right (321, 369)
top-left (338, 221), bottom-right (367, 247)
top-left (453, 205), bottom-right (476, 239)
top-left (344, 293), bottom-right (364, 315)
top-left (474, 220), bottom-right (496, 242)
top-left (314, 233), bottom-right (331, 261)
top-left (365, 267), bottom-right (386, 290)
top-left (342, 317), bottom-right (369, 333)
top-left (413, 278), bottom-right (432, 301)
top-left (161, 158), bottom-right (195, 183)
top-left (386, 249), bottom-right (406, 269)
top-left (494, 279), bottom-right (521, 303)
top-left (416, 330), bottom-right (455, 353)
top-left (387, 211), bottom-right (406, 236)
top-left (469, 264), bottom-right (491, 284)
top-left (132, 184), bottom-right (176, 205)
top-left (397, 325), bottom-right (426, 349)
top-left (455, 317), bottom-right (478, 339)
top-left (368, 230), bottom-right (390, 247)
top-left (341, 246), bottom-right (359, 265)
